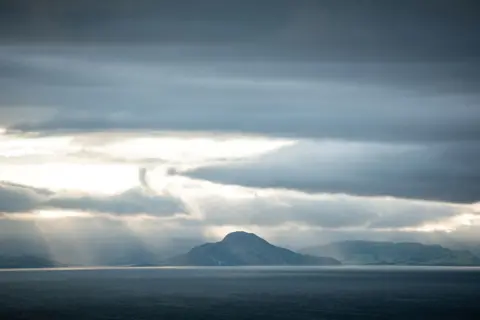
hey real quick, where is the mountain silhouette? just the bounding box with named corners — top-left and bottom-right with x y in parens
top-left (300, 241), bottom-right (480, 266)
top-left (165, 231), bottom-right (341, 266)
top-left (0, 255), bottom-right (57, 269)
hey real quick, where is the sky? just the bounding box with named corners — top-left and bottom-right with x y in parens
top-left (0, 0), bottom-right (479, 264)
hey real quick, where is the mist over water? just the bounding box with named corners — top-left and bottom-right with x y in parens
top-left (1, 267), bottom-right (479, 320)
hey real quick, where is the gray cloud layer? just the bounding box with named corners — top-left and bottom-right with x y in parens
top-left (1, 1), bottom-right (479, 141)
top-left (1, 177), bottom-right (473, 232)
top-left (196, 192), bottom-right (463, 230)
top-left (1, 1), bottom-right (478, 61)
top-left (0, 181), bottom-right (184, 216)
top-left (185, 141), bottom-right (480, 203)
top-left (0, 182), bottom-right (45, 213)
top-left (0, 0), bottom-right (478, 205)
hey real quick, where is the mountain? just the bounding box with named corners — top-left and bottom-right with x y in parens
top-left (442, 242), bottom-right (480, 259)
top-left (300, 241), bottom-right (480, 266)
top-left (0, 255), bottom-right (57, 269)
top-left (165, 231), bottom-right (341, 266)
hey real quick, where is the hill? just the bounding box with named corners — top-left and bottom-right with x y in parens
top-left (0, 255), bottom-right (57, 269)
top-left (300, 241), bottom-right (480, 266)
top-left (165, 231), bottom-right (341, 266)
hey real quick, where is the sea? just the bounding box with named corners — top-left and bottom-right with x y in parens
top-left (1, 266), bottom-right (479, 319)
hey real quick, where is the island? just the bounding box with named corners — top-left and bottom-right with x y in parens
top-left (164, 231), bottom-right (341, 266)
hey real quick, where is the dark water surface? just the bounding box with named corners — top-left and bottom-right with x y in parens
top-left (1, 266), bottom-right (479, 319)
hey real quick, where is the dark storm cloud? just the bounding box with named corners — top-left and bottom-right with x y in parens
top-left (0, 181), bottom-right (183, 216)
top-left (1, 0), bottom-right (478, 60)
top-left (0, 1), bottom-right (478, 142)
top-left (1, 0), bottom-right (479, 203)
top-left (1, 0), bottom-right (478, 83)
top-left (184, 141), bottom-right (480, 203)
top-left (0, 49), bottom-right (478, 144)
top-left (0, 54), bottom-right (105, 87)
top-left (1, 0), bottom-right (478, 92)
top-left (7, 108), bottom-right (479, 144)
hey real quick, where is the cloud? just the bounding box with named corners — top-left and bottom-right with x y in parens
top-left (45, 188), bottom-right (183, 216)
top-left (0, 1), bottom-right (478, 143)
top-left (2, 56), bottom-right (478, 145)
top-left (0, 181), bottom-right (53, 196)
top-left (184, 140), bottom-right (480, 203)
top-left (3, 175), bottom-right (472, 232)
top-left (138, 167), bottom-right (150, 192)
top-left (1, 1), bottom-right (478, 61)
top-left (0, 182), bottom-right (44, 213)
top-left (0, 181), bottom-right (184, 216)
top-left (194, 189), bottom-right (468, 230)
top-left (6, 105), bottom-right (479, 145)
